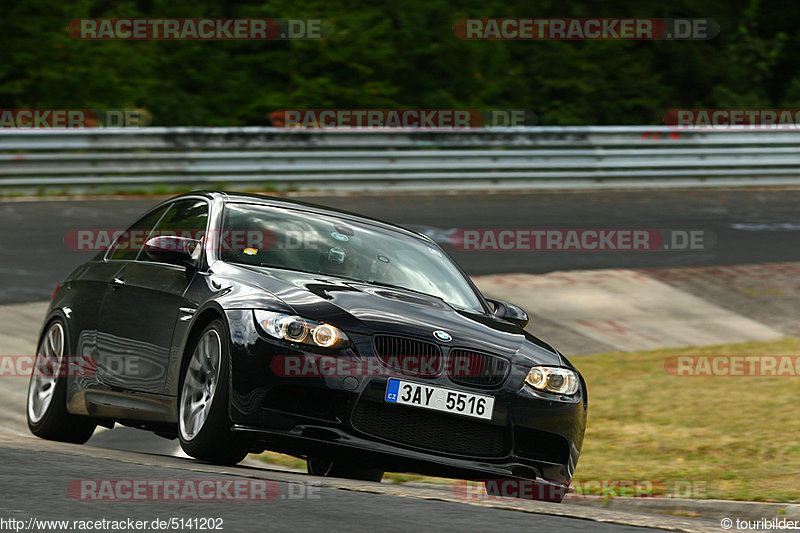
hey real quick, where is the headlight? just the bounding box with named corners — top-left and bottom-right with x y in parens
top-left (525, 366), bottom-right (579, 395)
top-left (254, 310), bottom-right (349, 349)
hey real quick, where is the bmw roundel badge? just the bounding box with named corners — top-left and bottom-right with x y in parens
top-left (433, 330), bottom-right (452, 342)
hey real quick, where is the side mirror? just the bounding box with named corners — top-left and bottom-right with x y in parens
top-left (144, 236), bottom-right (200, 267)
top-left (487, 298), bottom-right (529, 329)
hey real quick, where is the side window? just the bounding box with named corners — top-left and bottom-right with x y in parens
top-left (137, 199), bottom-right (209, 262)
top-left (107, 205), bottom-right (170, 261)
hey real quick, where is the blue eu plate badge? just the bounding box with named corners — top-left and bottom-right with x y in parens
top-left (385, 378), bottom-right (400, 402)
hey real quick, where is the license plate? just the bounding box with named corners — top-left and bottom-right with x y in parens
top-left (385, 378), bottom-right (494, 420)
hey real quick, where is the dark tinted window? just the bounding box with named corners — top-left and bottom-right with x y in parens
top-left (137, 199), bottom-right (209, 262)
top-left (107, 205), bottom-right (169, 261)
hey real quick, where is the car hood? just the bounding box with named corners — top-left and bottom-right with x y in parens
top-left (223, 264), bottom-right (563, 366)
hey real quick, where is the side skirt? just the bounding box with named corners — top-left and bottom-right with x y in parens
top-left (67, 387), bottom-right (178, 424)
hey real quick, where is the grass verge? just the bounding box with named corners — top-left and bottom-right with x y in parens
top-left (573, 336), bottom-right (800, 502)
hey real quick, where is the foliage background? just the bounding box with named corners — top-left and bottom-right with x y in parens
top-left (1, 0), bottom-right (797, 125)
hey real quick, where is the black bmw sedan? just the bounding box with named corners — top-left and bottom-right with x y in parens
top-left (27, 191), bottom-right (587, 499)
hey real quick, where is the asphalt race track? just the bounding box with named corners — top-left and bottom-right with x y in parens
top-left (1, 188), bottom-right (799, 304)
top-left (0, 444), bottom-right (679, 533)
top-left (1, 188), bottom-right (797, 532)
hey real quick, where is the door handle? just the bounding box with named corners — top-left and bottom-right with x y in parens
top-left (110, 277), bottom-right (126, 290)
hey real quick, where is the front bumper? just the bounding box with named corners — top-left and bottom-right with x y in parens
top-left (225, 310), bottom-right (587, 483)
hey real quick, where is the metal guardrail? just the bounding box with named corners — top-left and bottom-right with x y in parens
top-left (1, 126), bottom-right (799, 190)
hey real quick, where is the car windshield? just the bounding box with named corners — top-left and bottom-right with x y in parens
top-left (220, 202), bottom-right (484, 313)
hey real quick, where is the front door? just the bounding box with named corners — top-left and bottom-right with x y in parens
top-left (96, 198), bottom-right (209, 394)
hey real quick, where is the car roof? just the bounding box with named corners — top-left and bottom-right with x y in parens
top-left (170, 190), bottom-right (435, 243)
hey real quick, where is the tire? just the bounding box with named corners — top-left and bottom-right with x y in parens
top-left (27, 320), bottom-right (96, 444)
top-left (178, 319), bottom-right (248, 466)
top-left (307, 457), bottom-right (384, 482)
